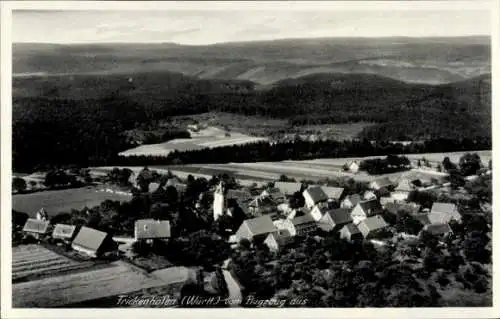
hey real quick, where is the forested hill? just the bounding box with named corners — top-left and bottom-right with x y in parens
top-left (12, 71), bottom-right (491, 172)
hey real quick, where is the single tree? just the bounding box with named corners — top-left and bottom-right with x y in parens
top-left (12, 177), bottom-right (27, 193)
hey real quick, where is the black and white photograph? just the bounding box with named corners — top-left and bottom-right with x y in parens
top-left (1, 0), bottom-right (498, 316)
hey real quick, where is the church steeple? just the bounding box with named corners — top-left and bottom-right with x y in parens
top-left (213, 181), bottom-right (225, 221)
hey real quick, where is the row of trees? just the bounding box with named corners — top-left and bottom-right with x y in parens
top-left (359, 155), bottom-right (411, 175)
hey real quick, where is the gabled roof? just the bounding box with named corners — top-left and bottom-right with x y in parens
top-left (431, 202), bottom-right (458, 214)
top-left (358, 199), bottom-right (383, 213)
top-left (249, 195), bottom-right (276, 208)
top-left (358, 215), bottom-right (388, 232)
top-left (413, 213), bottom-right (432, 226)
top-left (303, 187), bottom-right (328, 204)
top-left (423, 223), bottom-right (452, 235)
top-left (149, 182), bottom-right (161, 193)
top-left (292, 213), bottom-right (316, 226)
top-left (321, 186), bottom-right (345, 200)
top-left (242, 216), bottom-right (277, 236)
top-left (371, 177), bottom-right (394, 189)
top-left (52, 224), bottom-right (77, 239)
top-left (72, 226), bottom-right (109, 252)
top-left (266, 229), bottom-right (294, 247)
top-left (343, 194), bottom-right (362, 206)
top-left (394, 179), bottom-right (414, 192)
top-left (325, 208), bottom-right (352, 225)
top-left (342, 223), bottom-right (361, 235)
top-left (274, 181), bottom-right (302, 196)
top-left (135, 219), bottom-right (171, 239)
top-left (227, 189), bottom-right (252, 202)
top-left (23, 219), bottom-right (50, 234)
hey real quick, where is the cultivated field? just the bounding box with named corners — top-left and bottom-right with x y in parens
top-left (169, 150), bottom-right (491, 183)
top-left (12, 187), bottom-right (132, 216)
top-left (12, 245), bottom-right (94, 283)
top-left (119, 126), bottom-right (267, 157)
top-left (13, 260), bottom-right (190, 307)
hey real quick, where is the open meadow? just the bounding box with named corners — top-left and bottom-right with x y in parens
top-left (119, 126), bottom-right (267, 157)
top-left (12, 187), bottom-right (132, 216)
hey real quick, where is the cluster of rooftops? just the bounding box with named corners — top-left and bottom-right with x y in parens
top-left (226, 179), bottom-right (461, 252)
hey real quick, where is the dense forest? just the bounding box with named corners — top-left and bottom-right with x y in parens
top-left (13, 72), bottom-right (491, 172)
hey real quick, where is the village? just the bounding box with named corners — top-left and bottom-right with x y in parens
top-left (11, 150), bottom-right (492, 307)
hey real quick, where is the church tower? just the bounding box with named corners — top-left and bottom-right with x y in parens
top-left (213, 181), bottom-right (225, 221)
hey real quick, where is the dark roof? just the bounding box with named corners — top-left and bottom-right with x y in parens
top-left (72, 227), bottom-right (109, 252)
top-left (22, 219), bottom-right (50, 234)
top-left (267, 229), bottom-right (294, 247)
top-left (358, 215), bottom-right (388, 232)
top-left (135, 219), bottom-right (171, 239)
top-left (423, 223), bottom-right (452, 235)
top-left (321, 186), bottom-right (345, 200)
top-left (358, 199), bottom-right (383, 213)
top-left (325, 208), bottom-right (352, 225)
top-left (292, 213), bottom-right (316, 226)
top-left (243, 216), bottom-right (277, 236)
top-left (413, 213), bottom-right (432, 226)
top-left (227, 189), bottom-right (252, 202)
top-left (344, 194), bottom-right (362, 206)
top-left (249, 195), bottom-right (276, 208)
top-left (52, 224), bottom-right (77, 239)
top-left (343, 223), bottom-right (361, 235)
top-left (303, 187), bottom-right (328, 204)
top-left (274, 182), bottom-right (302, 196)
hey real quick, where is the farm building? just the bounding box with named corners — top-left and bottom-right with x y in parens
top-left (391, 178), bottom-right (416, 202)
top-left (357, 215), bottom-right (390, 239)
top-left (428, 202), bottom-right (462, 224)
top-left (273, 218), bottom-right (297, 237)
top-left (260, 188), bottom-right (286, 203)
top-left (52, 224), bottom-right (78, 242)
top-left (22, 219), bottom-right (50, 239)
top-left (273, 181), bottom-right (303, 197)
top-left (341, 194), bottom-right (362, 209)
top-left (350, 199), bottom-right (383, 225)
top-left (309, 204), bottom-right (331, 221)
top-left (339, 223), bottom-right (363, 242)
top-left (264, 229), bottom-right (294, 252)
top-left (363, 191), bottom-right (377, 201)
top-left (303, 187), bottom-right (329, 209)
top-left (71, 227), bottom-right (118, 258)
top-left (292, 213), bottom-right (317, 236)
top-left (318, 208), bottom-right (353, 232)
top-left (369, 177), bottom-right (394, 191)
top-left (235, 215), bottom-right (278, 243)
top-left (134, 219), bottom-right (171, 241)
top-left (343, 161), bottom-right (360, 173)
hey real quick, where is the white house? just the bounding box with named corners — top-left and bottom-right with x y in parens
top-left (303, 187), bottom-right (329, 209)
top-left (350, 199), bottom-right (383, 225)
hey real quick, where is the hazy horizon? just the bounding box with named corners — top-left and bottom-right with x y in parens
top-left (12, 4), bottom-right (492, 45)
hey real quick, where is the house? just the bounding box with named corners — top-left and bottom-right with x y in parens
top-left (420, 223), bottom-right (453, 237)
top-left (320, 186), bottom-right (345, 203)
top-left (357, 215), bottom-right (390, 239)
top-left (428, 202), bottom-right (462, 224)
top-left (385, 202), bottom-right (421, 217)
top-left (303, 187), bottom-right (329, 209)
top-left (363, 191), bottom-right (377, 201)
top-left (369, 177), bottom-right (394, 191)
top-left (235, 215), bottom-right (278, 243)
top-left (227, 189), bottom-right (253, 203)
top-left (71, 227), bottom-right (118, 258)
top-left (350, 199), bottom-right (383, 224)
top-left (344, 161), bottom-right (360, 173)
top-left (379, 196), bottom-right (396, 208)
top-left (309, 203), bottom-right (332, 221)
top-left (292, 213), bottom-right (317, 236)
top-left (273, 181), bottom-right (303, 197)
top-left (52, 224), bottom-right (77, 242)
top-left (273, 218), bottom-right (297, 236)
top-left (264, 229), bottom-right (294, 252)
top-left (339, 223), bottom-right (363, 242)
top-left (341, 194), bottom-right (362, 209)
top-left (248, 195), bottom-right (277, 216)
top-left (391, 179), bottom-right (415, 202)
top-left (134, 219), bottom-right (171, 242)
top-left (318, 208), bottom-right (353, 232)
top-left (22, 218), bottom-right (50, 239)
top-left (260, 188), bottom-right (286, 203)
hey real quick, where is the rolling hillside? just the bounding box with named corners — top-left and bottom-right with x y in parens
top-left (13, 36), bottom-right (490, 85)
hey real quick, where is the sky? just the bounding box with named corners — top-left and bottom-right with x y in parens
top-left (11, 1), bottom-right (493, 45)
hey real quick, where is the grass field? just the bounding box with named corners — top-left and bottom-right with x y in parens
top-left (119, 126), bottom-right (268, 157)
top-left (12, 260), bottom-right (189, 308)
top-left (12, 245), bottom-right (95, 283)
top-left (12, 187), bottom-right (132, 216)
